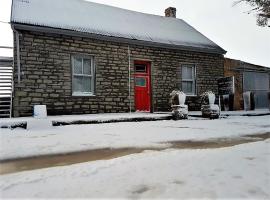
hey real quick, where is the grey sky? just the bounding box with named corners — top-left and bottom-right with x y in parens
top-left (0, 0), bottom-right (269, 67)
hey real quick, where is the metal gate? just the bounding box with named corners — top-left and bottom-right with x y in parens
top-left (243, 72), bottom-right (269, 109)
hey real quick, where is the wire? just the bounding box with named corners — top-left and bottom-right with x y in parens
top-left (0, 46), bottom-right (13, 49)
top-left (0, 20), bottom-right (10, 24)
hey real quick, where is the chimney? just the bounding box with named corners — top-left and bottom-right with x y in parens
top-left (165, 7), bottom-right (176, 18)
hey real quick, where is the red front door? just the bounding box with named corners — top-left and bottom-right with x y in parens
top-left (134, 61), bottom-right (151, 112)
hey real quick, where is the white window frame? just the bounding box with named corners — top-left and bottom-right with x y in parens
top-left (72, 55), bottom-right (95, 96)
top-left (181, 64), bottom-right (196, 95)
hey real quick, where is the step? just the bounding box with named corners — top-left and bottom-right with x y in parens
top-left (0, 104), bottom-right (11, 106)
top-left (0, 114), bottom-right (10, 118)
top-left (0, 86), bottom-right (12, 92)
top-left (0, 68), bottom-right (12, 71)
top-left (0, 76), bottom-right (12, 80)
top-left (0, 74), bottom-right (12, 78)
top-left (0, 95), bottom-right (12, 98)
top-left (0, 83), bottom-right (12, 86)
top-left (0, 97), bottom-right (11, 101)
top-left (0, 70), bottom-right (12, 73)
top-left (0, 90), bottom-right (12, 94)
top-left (0, 87), bottom-right (12, 90)
top-left (0, 73), bottom-right (12, 76)
top-left (0, 101), bottom-right (10, 104)
top-left (0, 101), bottom-right (11, 103)
top-left (0, 80), bottom-right (12, 83)
top-left (0, 108), bottom-right (10, 111)
top-left (0, 109), bottom-right (10, 113)
top-left (0, 66), bottom-right (13, 69)
top-left (0, 104), bottom-right (10, 107)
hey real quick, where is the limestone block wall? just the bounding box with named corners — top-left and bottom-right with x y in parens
top-left (13, 30), bottom-right (224, 117)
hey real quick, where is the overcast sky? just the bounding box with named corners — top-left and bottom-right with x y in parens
top-left (0, 0), bottom-right (269, 67)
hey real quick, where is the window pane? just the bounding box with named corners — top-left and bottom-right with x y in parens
top-left (74, 58), bottom-right (82, 74)
top-left (182, 81), bottom-right (193, 93)
top-left (83, 77), bottom-right (91, 92)
top-left (83, 59), bottom-right (91, 75)
top-left (254, 91), bottom-right (269, 108)
top-left (135, 77), bottom-right (146, 87)
top-left (135, 64), bottom-right (146, 73)
top-left (243, 72), bottom-right (269, 91)
top-left (182, 66), bottom-right (193, 79)
top-left (73, 76), bottom-right (92, 93)
top-left (73, 76), bottom-right (83, 92)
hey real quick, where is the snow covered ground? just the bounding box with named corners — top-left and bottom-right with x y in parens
top-left (0, 139), bottom-right (269, 198)
top-left (0, 115), bottom-right (269, 198)
top-left (1, 115), bottom-right (270, 160)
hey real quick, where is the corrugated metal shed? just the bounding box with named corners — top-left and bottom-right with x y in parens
top-left (11, 0), bottom-right (226, 54)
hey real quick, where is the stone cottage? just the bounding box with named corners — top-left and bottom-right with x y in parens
top-left (10, 0), bottom-right (226, 117)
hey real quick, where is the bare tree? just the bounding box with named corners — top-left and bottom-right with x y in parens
top-left (234, 0), bottom-right (270, 27)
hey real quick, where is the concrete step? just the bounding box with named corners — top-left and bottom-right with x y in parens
top-left (0, 91), bottom-right (12, 94)
top-left (0, 86), bottom-right (12, 89)
top-left (0, 94), bottom-right (12, 98)
top-left (0, 66), bottom-right (13, 70)
top-left (0, 80), bottom-right (13, 83)
top-left (0, 83), bottom-right (12, 86)
top-left (0, 76), bottom-right (12, 80)
top-left (0, 114), bottom-right (10, 118)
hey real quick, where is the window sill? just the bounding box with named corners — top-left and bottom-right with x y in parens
top-left (185, 94), bottom-right (197, 97)
top-left (72, 93), bottom-right (96, 97)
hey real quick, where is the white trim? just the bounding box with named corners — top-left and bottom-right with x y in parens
top-left (72, 92), bottom-right (95, 97)
top-left (71, 55), bottom-right (95, 96)
top-left (185, 94), bottom-right (197, 97)
top-left (15, 31), bottom-right (21, 83)
top-left (232, 76), bottom-right (235, 94)
top-left (181, 64), bottom-right (196, 95)
top-left (128, 45), bottom-right (131, 113)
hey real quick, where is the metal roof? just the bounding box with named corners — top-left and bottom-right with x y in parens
top-left (11, 0), bottom-right (226, 54)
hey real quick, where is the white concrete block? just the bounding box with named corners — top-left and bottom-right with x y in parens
top-left (33, 105), bottom-right (47, 119)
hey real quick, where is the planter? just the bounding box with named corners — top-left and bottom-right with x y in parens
top-left (170, 90), bottom-right (188, 120)
top-left (201, 91), bottom-right (220, 119)
top-left (171, 105), bottom-right (188, 120)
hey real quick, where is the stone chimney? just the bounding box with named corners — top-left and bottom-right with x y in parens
top-left (165, 7), bottom-right (176, 18)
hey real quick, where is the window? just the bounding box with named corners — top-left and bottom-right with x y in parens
top-left (135, 64), bottom-right (147, 73)
top-left (72, 55), bottom-right (95, 96)
top-left (135, 77), bottom-right (146, 87)
top-left (181, 64), bottom-right (196, 95)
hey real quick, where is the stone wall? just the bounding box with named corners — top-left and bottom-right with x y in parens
top-left (13, 30), bottom-right (224, 117)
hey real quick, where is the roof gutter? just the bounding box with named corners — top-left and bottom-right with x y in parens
top-left (12, 23), bottom-right (227, 55)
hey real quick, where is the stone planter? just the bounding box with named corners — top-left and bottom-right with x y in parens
top-left (201, 104), bottom-right (220, 119)
top-left (201, 91), bottom-right (220, 119)
top-left (171, 105), bottom-right (188, 120)
top-left (170, 90), bottom-right (188, 120)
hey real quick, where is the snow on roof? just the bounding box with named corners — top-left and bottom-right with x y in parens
top-left (11, 0), bottom-right (226, 54)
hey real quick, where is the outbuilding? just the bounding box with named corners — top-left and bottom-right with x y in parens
top-left (224, 58), bottom-right (270, 110)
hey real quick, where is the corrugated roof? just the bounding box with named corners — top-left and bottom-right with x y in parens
top-left (11, 0), bottom-right (226, 54)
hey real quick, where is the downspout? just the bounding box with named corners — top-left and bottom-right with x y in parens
top-left (128, 45), bottom-right (131, 113)
top-left (15, 30), bottom-right (21, 83)
top-left (10, 1), bottom-right (21, 84)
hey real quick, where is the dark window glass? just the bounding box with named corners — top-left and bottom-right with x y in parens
top-left (135, 77), bottom-right (146, 87)
top-left (135, 64), bottom-right (146, 73)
